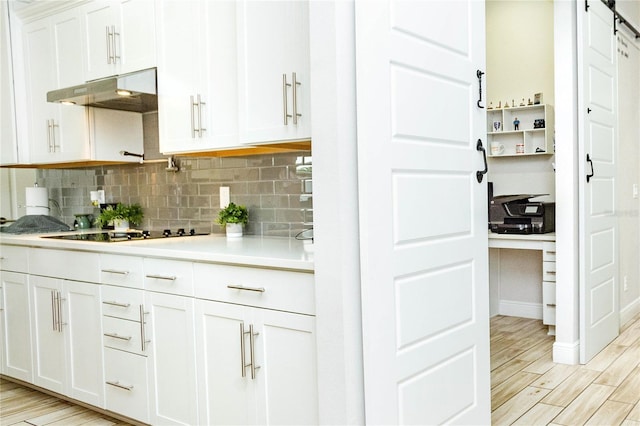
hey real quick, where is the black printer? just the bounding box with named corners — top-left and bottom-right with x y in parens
top-left (489, 194), bottom-right (555, 234)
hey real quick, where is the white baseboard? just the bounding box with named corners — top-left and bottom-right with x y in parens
top-left (498, 300), bottom-right (542, 319)
top-left (552, 340), bottom-right (580, 365)
top-left (620, 298), bottom-right (640, 326)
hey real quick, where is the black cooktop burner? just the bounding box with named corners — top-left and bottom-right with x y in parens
top-left (43, 229), bottom-right (208, 242)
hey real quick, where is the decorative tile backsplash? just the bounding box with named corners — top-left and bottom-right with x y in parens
top-left (37, 152), bottom-right (313, 237)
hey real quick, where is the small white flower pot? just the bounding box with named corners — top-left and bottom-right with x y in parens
top-left (113, 219), bottom-right (129, 232)
top-left (225, 223), bottom-right (243, 238)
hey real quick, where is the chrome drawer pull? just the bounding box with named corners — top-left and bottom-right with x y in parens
top-left (104, 332), bottom-right (132, 341)
top-left (102, 300), bottom-right (131, 308)
top-left (146, 274), bottom-right (177, 281)
top-left (545, 251), bottom-right (556, 255)
top-left (227, 284), bottom-right (265, 293)
top-left (546, 271), bottom-right (557, 275)
top-left (106, 380), bottom-right (133, 391)
top-left (546, 303), bottom-right (557, 308)
top-left (101, 269), bottom-right (130, 275)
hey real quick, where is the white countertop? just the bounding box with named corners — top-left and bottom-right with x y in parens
top-left (0, 231), bottom-right (314, 272)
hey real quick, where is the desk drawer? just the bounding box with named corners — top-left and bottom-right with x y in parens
top-left (543, 242), bottom-right (556, 262)
top-left (543, 281), bottom-right (556, 325)
top-left (543, 261), bottom-right (556, 282)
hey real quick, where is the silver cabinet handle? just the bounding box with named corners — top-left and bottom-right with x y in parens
top-left (190, 95), bottom-right (197, 138)
top-left (139, 305), bottom-right (150, 351)
top-left (249, 324), bottom-right (260, 380)
top-left (240, 323), bottom-right (246, 378)
top-left (102, 300), bottom-right (131, 308)
top-left (546, 303), bottom-right (557, 308)
top-left (545, 251), bottom-right (556, 255)
top-left (111, 25), bottom-right (119, 63)
top-left (283, 74), bottom-right (292, 125)
top-left (51, 290), bottom-right (57, 331)
top-left (546, 271), bottom-right (557, 275)
top-left (101, 269), bottom-right (130, 275)
top-left (240, 323), bottom-right (260, 379)
top-left (292, 72), bottom-right (301, 125)
top-left (106, 380), bottom-right (133, 391)
top-left (227, 285), bottom-right (265, 293)
top-left (145, 274), bottom-right (177, 281)
top-left (104, 332), bottom-right (132, 341)
top-left (197, 94), bottom-right (206, 137)
top-left (105, 26), bottom-right (111, 64)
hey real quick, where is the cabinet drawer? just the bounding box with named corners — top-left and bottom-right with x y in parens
top-left (100, 254), bottom-right (143, 289)
top-left (0, 245), bottom-right (28, 272)
top-left (101, 286), bottom-right (143, 321)
top-left (194, 263), bottom-right (315, 315)
top-left (543, 281), bottom-right (556, 326)
top-left (29, 248), bottom-right (99, 282)
top-left (144, 258), bottom-right (193, 296)
top-left (543, 261), bottom-right (556, 282)
top-left (104, 347), bottom-right (149, 424)
top-left (103, 316), bottom-right (144, 355)
top-left (542, 242), bottom-right (556, 262)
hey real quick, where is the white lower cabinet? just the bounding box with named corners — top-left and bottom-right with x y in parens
top-left (195, 299), bottom-right (318, 425)
top-left (0, 271), bottom-right (32, 381)
top-left (146, 291), bottom-right (198, 426)
top-left (30, 276), bottom-right (104, 407)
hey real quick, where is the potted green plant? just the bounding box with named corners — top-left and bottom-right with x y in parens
top-left (94, 203), bottom-right (144, 231)
top-left (216, 202), bottom-right (248, 238)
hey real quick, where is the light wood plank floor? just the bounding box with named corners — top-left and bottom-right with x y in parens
top-left (491, 313), bottom-right (640, 426)
top-left (0, 379), bottom-right (133, 426)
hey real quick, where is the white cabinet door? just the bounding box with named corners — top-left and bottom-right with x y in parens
top-left (156, 0), bottom-right (238, 154)
top-left (195, 299), bottom-right (318, 425)
top-left (146, 291), bottom-right (198, 426)
top-left (237, 0), bottom-right (310, 144)
top-left (1, 2), bottom-right (18, 165)
top-left (254, 309), bottom-right (317, 425)
top-left (0, 271), bottom-right (32, 382)
top-left (65, 280), bottom-right (104, 407)
top-left (21, 11), bottom-right (89, 164)
top-left (30, 275), bottom-right (65, 394)
top-left (83, 0), bottom-right (156, 81)
top-left (195, 300), bottom-right (253, 425)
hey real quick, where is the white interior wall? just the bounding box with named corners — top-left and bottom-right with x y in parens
top-left (616, 28), bottom-right (640, 323)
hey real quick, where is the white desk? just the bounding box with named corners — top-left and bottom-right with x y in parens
top-left (488, 232), bottom-right (557, 334)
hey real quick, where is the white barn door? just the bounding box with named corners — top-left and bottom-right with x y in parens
top-left (577, 0), bottom-right (619, 363)
top-left (355, 1), bottom-right (490, 424)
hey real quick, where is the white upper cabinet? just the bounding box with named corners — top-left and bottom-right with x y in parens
top-left (82, 0), bottom-right (156, 81)
top-left (236, 0), bottom-right (310, 145)
top-left (156, 0), bottom-right (239, 154)
top-left (1, 2), bottom-right (18, 165)
top-left (20, 9), bottom-right (91, 164)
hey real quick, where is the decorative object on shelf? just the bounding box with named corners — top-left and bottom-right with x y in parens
top-left (94, 203), bottom-right (144, 231)
top-left (513, 117), bottom-right (520, 130)
top-left (216, 202), bottom-right (249, 238)
top-left (534, 92), bottom-right (543, 104)
top-left (528, 98), bottom-right (533, 105)
top-left (516, 143), bottom-right (525, 154)
top-left (512, 99), bottom-right (515, 107)
top-left (497, 101), bottom-right (502, 108)
top-left (490, 142), bottom-right (505, 155)
top-left (493, 121), bottom-right (502, 132)
top-left (534, 119), bottom-right (546, 129)
top-left (535, 147), bottom-right (546, 153)
top-left (488, 102), bottom-right (493, 110)
top-left (520, 98), bottom-right (526, 106)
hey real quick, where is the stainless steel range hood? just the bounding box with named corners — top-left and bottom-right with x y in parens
top-left (47, 68), bottom-right (157, 113)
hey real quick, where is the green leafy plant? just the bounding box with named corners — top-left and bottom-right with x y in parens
top-left (94, 203), bottom-right (144, 228)
top-left (216, 202), bottom-right (248, 228)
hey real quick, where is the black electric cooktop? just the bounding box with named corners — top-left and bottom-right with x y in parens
top-left (43, 229), bottom-right (208, 242)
